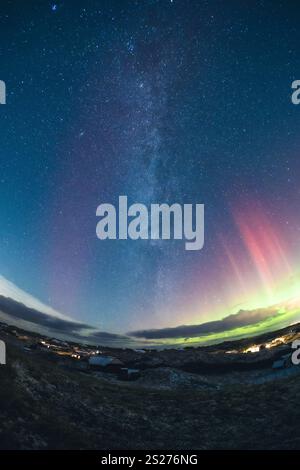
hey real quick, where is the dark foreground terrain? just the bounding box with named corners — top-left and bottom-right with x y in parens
top-left (1, 325), bottom-right (300, 450)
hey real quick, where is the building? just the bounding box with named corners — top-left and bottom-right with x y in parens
top-left (272, 353), bottom-right (291, 369)
top-left (88, 355), bottom-right (123, 372)
top-left (118, 368), bottom-right (141, 381)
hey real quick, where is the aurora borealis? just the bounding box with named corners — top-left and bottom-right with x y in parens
top-left (0, 0), bottom-right (300, 346)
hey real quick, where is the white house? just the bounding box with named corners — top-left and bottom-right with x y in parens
top-left (88, 355), bottom-right (123, 369)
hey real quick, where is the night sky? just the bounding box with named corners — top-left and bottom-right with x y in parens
top-left (0, 0), bottom-right (300, 343)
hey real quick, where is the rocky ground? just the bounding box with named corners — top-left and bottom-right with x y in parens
top-left (1, 336), bottom-right (300, 450)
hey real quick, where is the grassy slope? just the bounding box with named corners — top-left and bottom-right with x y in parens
top-left (0, 343), bottom-right (300, 450)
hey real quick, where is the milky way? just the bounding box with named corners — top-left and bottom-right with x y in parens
top-left (0, 1), bottom-right (300, 341)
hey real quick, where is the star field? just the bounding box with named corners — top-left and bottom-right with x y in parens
top-left (0, 0), bottom-right (300, 336)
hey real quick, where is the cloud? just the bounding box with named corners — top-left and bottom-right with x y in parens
top-left (0, 275), bottom-right (137, 346)
top-left (128, 307), bottom-right (281, 339)
top-left (0, 295), bottom-right (88, 331)
top-left (0, 294), bottom-right (137, 346)
top-left (0, 275), bottom-right (74, 322)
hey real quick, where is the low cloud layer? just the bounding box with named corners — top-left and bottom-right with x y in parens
top-left (0, 275), bottom-right (137, 347)
top-left (0, 294), bottom-right (134, 347)
top-left (0, 275), bottom-right (290, 347)
top-left (0, 275), bottom-right (73, 321)
top-left (129, 307), bottom-right (281, 339)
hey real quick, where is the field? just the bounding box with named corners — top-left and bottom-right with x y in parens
top-left (1, 332), bottom-right (300, 450)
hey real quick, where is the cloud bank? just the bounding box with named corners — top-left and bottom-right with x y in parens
top-left (0, 275), bottom-right (135, 347)
top-left (0, 275), bottom-right (73, 321)
top-left (128, 307), bottom-right (282, 339)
